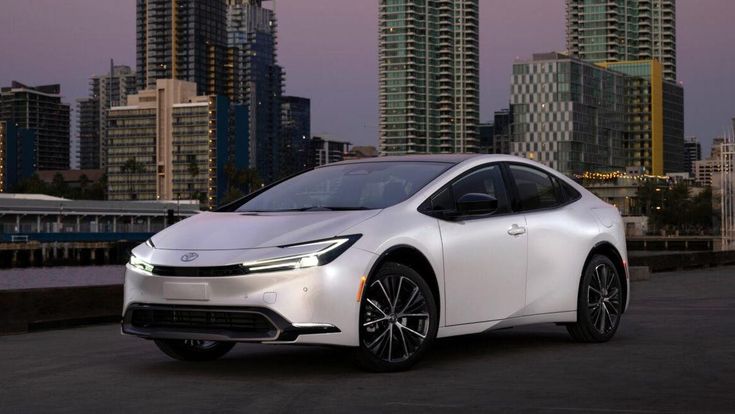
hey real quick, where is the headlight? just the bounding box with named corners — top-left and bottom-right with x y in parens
top-left (242, 234), bottom-right (361, 274)
top-left (129, 254), bottom-right (154, 273)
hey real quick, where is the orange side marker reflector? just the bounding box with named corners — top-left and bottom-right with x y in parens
top-left (356, 276), bottom-right (367, 302)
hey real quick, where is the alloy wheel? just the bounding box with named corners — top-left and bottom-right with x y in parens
top-left (587, 263), bottom-right (622, 335)
top-left (361, 274), bottom-right (431, 363)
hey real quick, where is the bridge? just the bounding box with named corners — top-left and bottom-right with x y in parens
top-left (0, 266), bottom-right (732, 412)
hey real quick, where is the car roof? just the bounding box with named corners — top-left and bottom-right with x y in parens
top-left (328, 153), bottom-right (524, 166)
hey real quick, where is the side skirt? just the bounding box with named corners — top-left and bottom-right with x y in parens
top-left (436, 311), bottom-right (576, 338)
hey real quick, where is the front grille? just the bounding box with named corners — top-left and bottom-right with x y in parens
top-left (152, 264), bottom-right (246, 277)
top-left (130, 307), bottom-right (276, 337)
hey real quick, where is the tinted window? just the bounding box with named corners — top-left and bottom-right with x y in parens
top-left (508, 164), bottom-right (561, 211)
top-left (429, 164), bottom-right (508, 213)
top-left (237, 162), bottom-right (451, 212)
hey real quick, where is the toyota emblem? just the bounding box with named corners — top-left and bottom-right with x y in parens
top-left (180, 252), bottom-right (199, 262)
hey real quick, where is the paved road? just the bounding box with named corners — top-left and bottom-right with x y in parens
top-left (1, 267), bottom-right (734, 413)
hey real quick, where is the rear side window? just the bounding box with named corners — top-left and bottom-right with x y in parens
top-left (508, 164), bottom-right (562, 211)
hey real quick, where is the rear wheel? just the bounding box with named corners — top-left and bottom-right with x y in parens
top-left (154, 339), bottom-right (235, 361)
top-left (567, 255), bottom-right (623, 342)
top-left (355, 262), bottom-right (438, 372)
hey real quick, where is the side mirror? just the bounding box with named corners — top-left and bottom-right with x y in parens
top-left (456, 193), bottom-right (498, 216)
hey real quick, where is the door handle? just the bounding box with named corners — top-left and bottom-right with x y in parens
top-left (507, 224), bottom-right (526, 236)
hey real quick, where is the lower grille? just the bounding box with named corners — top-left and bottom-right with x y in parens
top-left (129, 307), bottom-right (277, 338)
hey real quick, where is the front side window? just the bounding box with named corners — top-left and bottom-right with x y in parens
top-left (429, 164), bottom-right (509, 213)
top-left (237, 162), bottom-right (452, 212)
top-left (508, 164), bottom-right (562, 211)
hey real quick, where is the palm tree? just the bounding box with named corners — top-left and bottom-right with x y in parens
top-left (121, 158), bottom-right (145, 200)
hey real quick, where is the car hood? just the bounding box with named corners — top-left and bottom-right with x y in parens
top-left (150, 210), bottom-right (380, 250)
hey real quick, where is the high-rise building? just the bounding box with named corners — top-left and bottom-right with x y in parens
top-left (0, 82), bottom-right (70, 171)
top-left (637, 0), bottom-right (677, 82)
top-left (226, 0), bottom-right (283, 183)
top-left (136, 0), bottom-right (228, 96)
top-left (107, 79), bottom-right (248, 209)
top-left (600, 60), bottom-right (684, 174)
top-left (478, 123), bottom-right (494, 154)
top-left (281, 96), bottom-right (311, 174)
top-left (491, 109), bottom-right (513, 155)
top-left (310, 136), bottom-right (351, 167)
top-left (510, 53), bottom-right (627, 175)
top-left (0, 121), bottom-right (37, 192)
top-left (683, 136), bottom-right (702, 175)
top-left (566, 0), bottom-right (677, 81)
top-left (78, 64), bottom-right (137, 170)
top-left (379, 0), bottom-right (479, 155)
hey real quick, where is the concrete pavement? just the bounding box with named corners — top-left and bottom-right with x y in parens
top-left (1, 266), bottom-right (734, 413)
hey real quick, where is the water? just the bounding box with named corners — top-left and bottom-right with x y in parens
top-left (0, 266), bottom-right (126, 290)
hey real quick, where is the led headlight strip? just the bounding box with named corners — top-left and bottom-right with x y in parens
top-left (129, 254), bottom-right (154, 273)
top-left (242, 234), bottom-right (361, 274)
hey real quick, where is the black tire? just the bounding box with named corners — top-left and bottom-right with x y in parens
top-left (355, 262), bottom-right (438, 372)
top-left (154, 339), bottom-right (235, 361)
top-left (567, 254), bottom-right (623, 342)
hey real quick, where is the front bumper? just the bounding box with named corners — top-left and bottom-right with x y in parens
top-left (122, 247), bottom-right (376, 347)
top-left (122, 303), bottom-right (340, 342)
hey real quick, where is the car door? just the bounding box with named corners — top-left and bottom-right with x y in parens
top-left (427, 163), bottom-right (528, 326)
top-left (505, 163), bottom-right (581, 316)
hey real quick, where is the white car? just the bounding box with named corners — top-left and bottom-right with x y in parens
top-left (122, 154), bottom-right (629, 371)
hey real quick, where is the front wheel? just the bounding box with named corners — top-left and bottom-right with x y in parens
top-left (567, 255), bottom-right (623, 342)
top-left (355, 262), bottom-right (438, 372)
top-left (154, 339), bottom-right (235, 361)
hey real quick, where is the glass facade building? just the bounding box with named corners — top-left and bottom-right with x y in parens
top-left (683, 136), bottom-right (702, 175)
top-left (0, 121), bottom-right (37, 192)
top-left (510, 53), bottom-right (627, 175)
top-left (566, 0), bottom-right (677, 81)
top-left (379, 0), bottom-right (479, 155)
top-left (281, 96), bottom-right (311, 174)
top-left (0, 82), bottom-right (70, 171)
top-left (226, 0), bottom-right (283, 183)
top-left (601, 60), bottom-right (684, 174)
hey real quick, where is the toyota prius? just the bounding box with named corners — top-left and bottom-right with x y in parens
top-left (122, 154), bottom-right (629, 371)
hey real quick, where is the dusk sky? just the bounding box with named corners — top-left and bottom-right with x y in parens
top-left (1, 0), bottom-right (733, 155)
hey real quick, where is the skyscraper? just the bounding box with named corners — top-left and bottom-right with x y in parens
top-left (566, 0), bottom-right (677, 81)
top-left (136, 0), bottom-right (228, 96)
top-left (600, 60), bottom-right (684, 174)
top-left (0, 82), bottom-right (70, 171)
top-left (683, 137), bottom-right (702, 175)
top-left (281, 96), bottom-right (311, 174)
top-left (379, 0), bottom-right (479, 155)
top-left (78, 64), bottom-right (137, 170)
top-left (226, 0), bottom-right (283, 182)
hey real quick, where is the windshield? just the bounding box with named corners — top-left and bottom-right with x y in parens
top-left (237, 161), bottom-right (452, 212)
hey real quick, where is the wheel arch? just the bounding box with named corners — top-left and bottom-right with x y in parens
top-left (366, 244), bottom-right (442, 321)
top-left (583, 241), bottom-right (628, 311)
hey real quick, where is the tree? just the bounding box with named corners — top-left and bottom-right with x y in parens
top-left (220, 162), bottom-right (262, 206)
top-left (187, 158), bottom-right (200, 201)
top-left (121, 158), bottom-right (146, 200)
top-left (639, 182), bottom-right (714, 235)
top-left (50, 172), bottom-right (69, 197)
